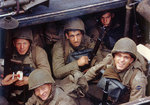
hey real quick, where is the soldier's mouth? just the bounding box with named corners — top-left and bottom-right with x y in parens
top-left (41, 93), bottom-right (48, 100)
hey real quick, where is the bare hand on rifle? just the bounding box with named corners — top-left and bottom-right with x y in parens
top-left (77, 56), bottom-right (89, 67)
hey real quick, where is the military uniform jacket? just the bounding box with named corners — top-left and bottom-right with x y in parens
top-left (103, 59), bottom-right (147, 102)
top-left (52, 35), bottom-right (103, 79)
top-left (6, 46), bottom-right (51, 103)
top-left (9, 46), bottom-right (51, 75)
top-left (25, 86), bottom-right (77, 105)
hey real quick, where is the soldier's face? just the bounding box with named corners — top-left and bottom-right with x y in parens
top-left (13, 39), bottom-right (30, 55)
top-left (114, 52), bottom-right (134, 72)
top-left (101, 12), bottom-right (112, 27)
top-left (35, 84), bottom-right (52, 101)
top-left (66, 30), bottom-right (83, 48)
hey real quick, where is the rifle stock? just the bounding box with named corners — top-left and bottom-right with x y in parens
top-left (89, 37), bottom-right (102, 65)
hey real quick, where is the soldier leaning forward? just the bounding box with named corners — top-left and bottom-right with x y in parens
top-left (85, 38), bottom-right (147, 104)
top-left (52, 18), bottom-right (103, 105)
top-left (26, 69), bottom-right (77, 105)
top-left (1, 28), bottom-right (51, 104)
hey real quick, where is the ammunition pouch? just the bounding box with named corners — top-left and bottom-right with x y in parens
top-left (97, 76), bottom-right (127, 102)
top-left (66, 48), bottom-right (93, 64)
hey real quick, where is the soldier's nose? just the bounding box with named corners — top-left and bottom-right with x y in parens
top-left (74, 36), bottom-right (78, 41)
top-left (39, 89), bottom-right (44, 95)
top-left (104, 18), bottom-right (107, 23)
top-left (20, 44), bottom-right (24, 49)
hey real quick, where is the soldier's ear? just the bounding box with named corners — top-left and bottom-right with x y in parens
top-left (13, 40), bottom-right (16, 47)
top-left (111, 13), bottom-right (115, 18)
top-left (130, 58), bottom-right (134, 64)
top-left (65, 33), bottom-right (69, 39)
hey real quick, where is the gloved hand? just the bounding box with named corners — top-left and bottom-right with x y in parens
top-left (84, 54), bottom-right (112, 81)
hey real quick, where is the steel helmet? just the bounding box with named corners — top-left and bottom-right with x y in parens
top-left (111, 37), bottom-right (137, 60)
top-left (64, 18), bottom-right (85, 33)
top-left (13, 28), bottom-right (33, 43)
top-left (28, 69), bottom-right (55, 90)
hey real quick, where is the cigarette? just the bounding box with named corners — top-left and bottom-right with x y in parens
top-left (12, 72), bottom-right (14, 80)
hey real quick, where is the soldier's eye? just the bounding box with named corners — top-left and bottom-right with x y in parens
top-left (69, 35), bottom-right (74, 38)
top-left (23, 42), bottom-right (27, 45)
top-left (77, 34), bottom-right (81, 37)
top-left (16, 43), bottom-right (21, 46)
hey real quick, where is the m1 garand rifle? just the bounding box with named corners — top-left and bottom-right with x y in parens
top-left (88, 28), bottom-right (106, 65)
top-left (99, 81), bottom-right (111, 105)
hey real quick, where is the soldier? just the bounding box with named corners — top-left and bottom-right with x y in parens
top-left (85, 37), bottom-right (147, 104)
top-left (52, 17), bottom-right (103, 79)
top-left (26, 69), bottom-right (77, 105)
top-left (1, 27), bottom-right (51, 104)
top-left (52, 18), bottom-right (103, 105)
top-left (87, 11), bottom-right (124, 57)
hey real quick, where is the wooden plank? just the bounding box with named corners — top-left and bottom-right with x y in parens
top-left (137, 44), bottom-right (150, 61)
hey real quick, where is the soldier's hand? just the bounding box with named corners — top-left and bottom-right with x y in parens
top-left (77, 56), bottom-right (89, 67)
top-left (15, 76), bottom-right (28, 86)
top-left (1, 74), bottom-right (18, 86)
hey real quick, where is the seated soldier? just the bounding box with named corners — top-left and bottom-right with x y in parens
top-left (85, 37), bottom-right (147, 104)
top-left (87, 11), bottom-right (124, 57)
top-left (25, 69), bottom-right (77, 105)
top-left (52, 18), bottom-right (103, 105)
top-left (1, 28), bottom-right (52, 104)
top-left (52, 17), bottom-right (103, 79)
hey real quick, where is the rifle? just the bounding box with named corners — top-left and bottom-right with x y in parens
top-left (89, 28), bottom-right (106, 65)
top-left (100, 81), bottom-right (110, 105)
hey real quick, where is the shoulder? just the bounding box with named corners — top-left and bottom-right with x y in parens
top-left (131, 70), bottom-right (147, 87)
top-left (134, 70), bottom-right (147, 81)
top-left (32, 45), bottom-right (45, 51)
top-left (129, 70), bottom-right (147, 96)
top-left (54, 40), bottom-right (63, 46)
top-left (52, 40), bottom-right (64, 54)
top-left (53, 40), bottom-right (63, 49)
top-left (32, 45), bottom-right (47, 55)
top-left (55, 86), bottom-right (65, 94)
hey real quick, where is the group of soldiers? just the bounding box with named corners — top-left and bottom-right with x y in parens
top-left (0, 11), bottom-right (148, 105)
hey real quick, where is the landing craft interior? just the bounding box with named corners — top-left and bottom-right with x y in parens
top-left (0, 0), bottom-right (150, 104)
